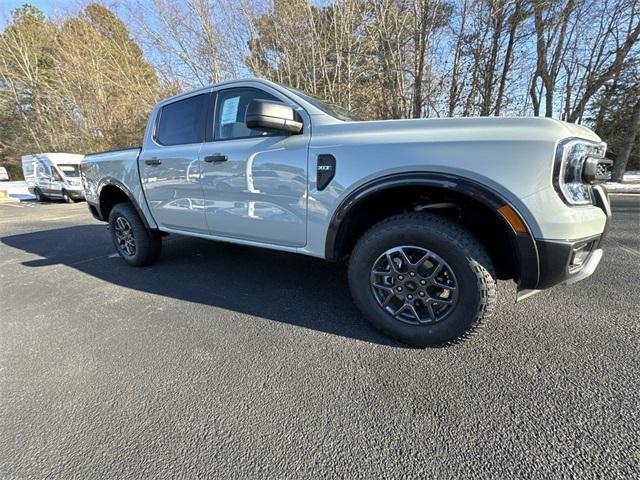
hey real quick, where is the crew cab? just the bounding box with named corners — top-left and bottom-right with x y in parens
top-left (81, 79), bottom-right (612, 347)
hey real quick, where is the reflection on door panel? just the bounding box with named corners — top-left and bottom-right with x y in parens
top-left (200, 136), bottom-right (309, 247)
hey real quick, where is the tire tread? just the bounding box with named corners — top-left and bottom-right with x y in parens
top-left (109, 202), bottom-right (162, 266)
top-left (349, 212), bottom-right (496, 347)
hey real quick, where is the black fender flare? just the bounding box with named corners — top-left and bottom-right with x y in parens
top-left (95, 177), bottom-right (154, 231)
top-left (325, 172), bottom-right (540, 289)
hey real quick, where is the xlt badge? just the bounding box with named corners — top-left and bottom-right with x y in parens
top-left (317, 154), bottom-right (336, 191)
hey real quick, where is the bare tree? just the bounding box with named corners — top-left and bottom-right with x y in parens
top-left (612, 95), bottom-right (640, 180)
top-left (530, 0), bottom-right (577, 117)
top-left (566, 0), bottom-right (640, 122)
top-left (125, 0), bottom-right (241, 88)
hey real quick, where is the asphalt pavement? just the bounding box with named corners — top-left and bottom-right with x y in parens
top-left (1, 196), bottom-right (639, 479)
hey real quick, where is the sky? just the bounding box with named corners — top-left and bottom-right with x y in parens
top-left (1, 1), bottom-right (50, 28)
top-left (0, 0), bottom-right (84, 28)
top-left (2, 0), bottom-right (53, 11)
top-left (1, 0), bottom-right (53, 16)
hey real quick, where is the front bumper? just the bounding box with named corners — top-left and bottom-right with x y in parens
top-left (517, 186), bottom-right (610, 300)
top-left (535, 234), bottom-right (604, 289)
top-left (563, 248), bottom-right (603, 285)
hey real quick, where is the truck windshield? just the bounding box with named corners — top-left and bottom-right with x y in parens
top-left (57, 164), bottom-right (80, 178)
top-left (285, 87), bottom-right (360, 122)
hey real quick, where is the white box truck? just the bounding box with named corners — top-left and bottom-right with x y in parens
top-left (21, 153), bottom-right (85, 202)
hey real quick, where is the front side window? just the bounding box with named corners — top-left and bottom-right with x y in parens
top-left (36, 160), bottom-right (50, 177)
top-left (156, 94), bottom-right (207, 146)
top-left (215, 88), bottom-right (280, 141)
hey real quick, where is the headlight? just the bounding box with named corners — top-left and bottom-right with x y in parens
top-left (553, 139), bottom-right (609, 205)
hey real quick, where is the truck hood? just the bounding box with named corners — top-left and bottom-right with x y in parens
top-left (318, 116), bottom-right (601, 144)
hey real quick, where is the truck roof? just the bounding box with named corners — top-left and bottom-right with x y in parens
top-left (155, 78), bottom-right (330, 119)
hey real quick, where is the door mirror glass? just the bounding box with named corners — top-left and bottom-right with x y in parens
top-left (246, 100), bottom-right (303, 134)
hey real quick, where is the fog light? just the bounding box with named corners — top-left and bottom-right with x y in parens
top-left (570, 242), bottom-right (594, 271)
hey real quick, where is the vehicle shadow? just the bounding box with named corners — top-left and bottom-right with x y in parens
top-left (1, 224), bottom-right (405, 347)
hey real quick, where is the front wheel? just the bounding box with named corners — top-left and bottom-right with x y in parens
top-left (62, 190), bottom-right (74, 203)
top-left (348, 212), bottom-right (496, 347)
top-left (108, 202), bottom-right (162, 266)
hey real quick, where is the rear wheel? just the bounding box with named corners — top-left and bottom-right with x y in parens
top-left (34, 188), bottom-right (46, 202)
top-left (108, 202), bottom-right (162, 266)
top-left (348, 212), bottom-right (496, 347)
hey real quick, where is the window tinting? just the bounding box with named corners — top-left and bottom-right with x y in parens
top-left (156, 94), bottom-right (207, 146)
top-left (215, 88), bottom-right (280, 140)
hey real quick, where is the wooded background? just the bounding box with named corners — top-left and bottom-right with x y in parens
top-left (1, 0), bottom-right (638, 181)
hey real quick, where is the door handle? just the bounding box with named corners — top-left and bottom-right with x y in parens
top-left (145, 158), bottom-right (161, 166)
top-left (204, 154), bottom-right (228, 163)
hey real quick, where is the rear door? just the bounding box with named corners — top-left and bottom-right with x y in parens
top-left (198, 86), bottom-right (310, 247)
top-left (139, 91), bottom-right (210, 233)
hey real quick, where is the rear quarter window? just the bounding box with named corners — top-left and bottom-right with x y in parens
top-left (156, 94), bottom-right (207, 146)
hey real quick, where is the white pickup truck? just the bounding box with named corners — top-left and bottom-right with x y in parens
top-left (81, 79), bottom-right (612, 347)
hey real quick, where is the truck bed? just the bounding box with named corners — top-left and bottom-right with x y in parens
top-left (81, 146), bottom-right (157, 228)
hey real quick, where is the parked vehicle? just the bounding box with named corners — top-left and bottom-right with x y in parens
top-left (81, 79), bottom-right (612, 347)
top-left (22, 153), bottom-right (85, 202)
top-left (0, 166), bottom-right (9, 181)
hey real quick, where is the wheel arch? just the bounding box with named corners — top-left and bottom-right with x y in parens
top-left (97, 178), bottom-right (153, 231)
top-left (325, 172), bottom-right (540, 289)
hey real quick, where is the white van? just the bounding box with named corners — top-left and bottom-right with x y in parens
top-left (21, 153), bottom-right (85, 202)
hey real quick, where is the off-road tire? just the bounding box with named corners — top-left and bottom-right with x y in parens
top-left (108, 202), bottom-right (162, 267)
top-left (348, 212), bottom-right (496, 347)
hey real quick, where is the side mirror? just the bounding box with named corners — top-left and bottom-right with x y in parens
top-left (245, 100), bottom-right (303, 134)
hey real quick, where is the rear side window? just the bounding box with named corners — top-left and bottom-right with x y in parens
top-left (156, 94), bottom-right (207, 146)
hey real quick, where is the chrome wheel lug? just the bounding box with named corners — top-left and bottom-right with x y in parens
top-left (419, 291), bottom-right (425, 297)
top-left (407, 294), bottom-right (413, 300)
top-left (397, 286), bottom-right (403, 291)
top-left (398, 275), bottom-right (404, 280)
top-left (420, 280), bottom-right (426, 285)
top-left (409, 272), bottom-right (415, 277)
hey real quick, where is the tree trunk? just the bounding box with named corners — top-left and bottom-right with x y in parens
top-left (612, 97), bottom-right (640, 183)
top-left (529, 74), bottom-right (541, 116)
top-left (594, 76), bottom-right (619, 133)
top-left (568, 21), bottom-right (640, 123)
top-left (495, 1), bottom-right (520, 116)
top-left (447, 0), bottom-right (468, 117)
top-left (480, 3), bottom-right (504, 116)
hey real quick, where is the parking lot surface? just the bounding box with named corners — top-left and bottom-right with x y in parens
top-left (1, 196), bottom-right (639, 479)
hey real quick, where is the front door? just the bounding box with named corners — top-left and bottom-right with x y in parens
top-left (199, 87), bottom-right (309, 247)
top-left (139, 92), bottom-right (210, 233)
